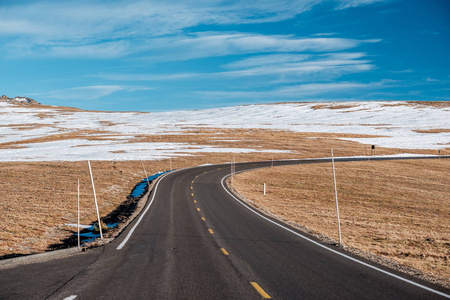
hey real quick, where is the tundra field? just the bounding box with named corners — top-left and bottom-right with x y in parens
top-left (0, 100), bottom-right (449, 287)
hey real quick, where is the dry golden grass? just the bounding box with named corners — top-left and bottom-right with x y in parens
top-left (311, 104), bottom-right (358, 110)
top-left (381, 101), bottom-right (450, 108)
top-left (232, 159), bottom-right (450, 285)
top-left (414, 129), bottom-right (450, 134)
top-left (0, 161), bottom-right (146, 257)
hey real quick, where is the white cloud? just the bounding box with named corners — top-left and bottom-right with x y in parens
top-left (99, 52), bottom-right (375, 83)
top-left (145, 33), bottom-right (378, 61)
top-left (220, 53), bottom-right (374, 80)
top-left (0, 0), bottom-right (385, 59)
top-left (32, 85), bottom-right (152, 100)
top-left (223, 54), bottom-right (311, 69)
top-left (276, 82), bottom-right (372, 95)
top-left (96, 73), bottom-right (202, 81)
top-left (196, 80), bottom-right (388, 99)
top-left (336, 0), bottom-right (388, 9)
top-left (11, 41), bottom-right (132, 59)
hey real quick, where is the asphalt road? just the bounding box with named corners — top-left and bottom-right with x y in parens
top-left (1, 156), bottom-right (449, 299)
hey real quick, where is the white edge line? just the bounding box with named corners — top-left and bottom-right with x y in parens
top-left (116, 171), bottom-right (175, 250)
top-left (220, 172), bottom-right (450, 299)
top-left (63, 296), bottom-right (77, 300)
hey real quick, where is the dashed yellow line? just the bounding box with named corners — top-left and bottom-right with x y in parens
top-left (191, 186), bottom-right (193, 190)
top-left (250, 282), bottom-right (271, 299)
top-left (201, 217), bottom-right (206, 221)
top-left (194, 200), bottom-right (197, 203)
top-left (191, 193), bottom-right (194, 196)
top-left (217, 168), bottom-right (222, 170)
top-left (208, 229), bottom-right (214, 234)
top-left (220, 248), bottom-right (229, 255)
top-left (197, 208), bottom-right (200, 211)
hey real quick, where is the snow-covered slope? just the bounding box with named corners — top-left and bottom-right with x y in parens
top-left (0, 101), bottom-right (448, 161)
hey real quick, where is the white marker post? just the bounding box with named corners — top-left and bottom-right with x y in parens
top-left (263, 183), bottom-right (266, 195)
top-left (140, 159), bottom-right (150, 187)
top-left (88, 161), bottom-right (103, 239)
top-left (77, 179), bottom-right (81, 251)
top-left (331, 149), bottom-right (342, 245)
top-left (230, 154), bottom-right (236, 188)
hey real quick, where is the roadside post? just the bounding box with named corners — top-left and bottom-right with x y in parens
top-left (230, 154), bottom-right (236, 188)
top-left (140, 159), bottom-right (150, 187)
top-left (88, 160), bottom-right (103, 239)
top-left (331, 149), bottom-right (342, 245)
top-left (263, 183), bottom-right (266, 195)
top-left (77, 179), bottom-right (81, 250)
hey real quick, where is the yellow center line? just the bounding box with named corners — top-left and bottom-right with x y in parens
top-left (217, 168), bottom-right (222, 170)
top-left (191, 186), bottom-right (193, 190)
top-left (250, 282), bottom-right (271, 299)
top-left (197, 208), bottom-right (200, 211)
top-left (194, 200), bottom-right (197, 203)
top-left (208, 229), bottom-right (214, 234)
top-left (201, 217), bottom-right (205, 221)
top-left (220, 248), bottom-right (229, 255)
top-left (191, 193), bottom-right (194, 196)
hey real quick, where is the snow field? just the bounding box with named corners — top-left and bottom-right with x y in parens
top-left (0, 101), bottom-right (448, 161)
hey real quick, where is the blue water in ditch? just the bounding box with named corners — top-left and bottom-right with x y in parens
top-left (129, 170), bottom-right (172, 198)
top-left (77, 170), bottom-right (172, 243)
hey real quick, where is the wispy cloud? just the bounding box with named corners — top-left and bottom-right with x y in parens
top-left (31, 85), bottom-right (152, 100)
top-left (195, 80), bottom-right (389, 100)
top-left (95, 73), bottom-right (202, 81)
top-left (98, 52), bottom-right (375, 83)
top-left (391, 69), bottom-right (414, 73)
top-left (145, 33), bottom-right (379, 61)
top-left (0, 0), bottom-right (384, 59)
top-left (335, 0), bottom-right (389, 10)
top-left (221, 52), bottom-right (374, 80)
top-left (425, 77), bottom-right (441, 83)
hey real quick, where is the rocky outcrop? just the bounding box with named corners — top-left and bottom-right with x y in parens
top-left (1, 95), bottom-right (41, 105)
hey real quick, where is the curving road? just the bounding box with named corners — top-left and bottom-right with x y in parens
top-left (1, 157), bottom-right (449, 299)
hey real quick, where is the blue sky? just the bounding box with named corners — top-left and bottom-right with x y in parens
top-left (0, 0), bottom-right (449, 111)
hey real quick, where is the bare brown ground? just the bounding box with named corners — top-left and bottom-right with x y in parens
top-left (232, 159), bottom-right (450, 286)
top-left (414, 129), bottom-right (450, 134)
top-left (311, 104), bottom-right (359, 110)
top-left (0, 161), bottom-right (146, 257)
